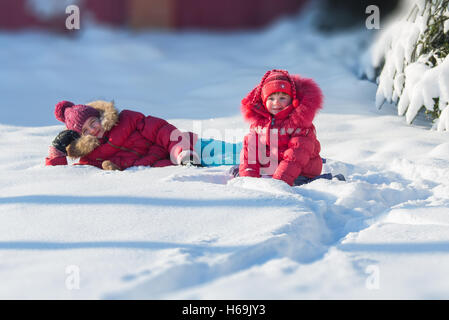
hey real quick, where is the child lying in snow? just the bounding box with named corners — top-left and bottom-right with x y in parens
top-left (236, 69), bottom-right (325, 186)
top-left (45, 100), bottom-right (199, 170)
top-left (45, 97), bottom-right (344, 185)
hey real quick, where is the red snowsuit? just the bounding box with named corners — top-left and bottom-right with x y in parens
top-left (239, 74), bottom-right (323, 186)
top-left (45, 101), bottom-right (196, 169)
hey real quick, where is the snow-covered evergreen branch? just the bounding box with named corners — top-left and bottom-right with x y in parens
top-left (361, 0), bottom-right (449, 131)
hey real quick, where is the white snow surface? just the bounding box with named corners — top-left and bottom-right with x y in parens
top-left (1, 7), bottom-right (449, 299)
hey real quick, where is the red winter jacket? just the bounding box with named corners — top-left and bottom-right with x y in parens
top-left (239, 75), bottom-right (323, 186)
top-left (45, 101), bottom-right (196, 170)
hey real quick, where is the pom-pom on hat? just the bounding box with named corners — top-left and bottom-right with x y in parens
top-left (55, 100), bottom-right (100, 133)
top-left (254, 69), bottom-right (299, 108)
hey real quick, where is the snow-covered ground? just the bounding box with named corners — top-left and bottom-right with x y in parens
top-left (1, 6), bottom-right (449, 299)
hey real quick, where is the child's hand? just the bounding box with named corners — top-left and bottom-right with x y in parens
top-left (178, 151), bottom-right (202, 167)
top-left (102, 160), bottom-right (121, 171)
top-left (52, 130), bottom-right (80, 155)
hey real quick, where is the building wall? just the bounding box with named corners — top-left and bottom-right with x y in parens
top-left (0, 0), bottom-right (308, 31)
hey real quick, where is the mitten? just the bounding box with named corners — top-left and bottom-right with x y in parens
top-left (229, 165), bottom-right (240, 177)
top-left (177, 150), bottom-right (202, 167)
top-left (102, 160), bottom-right (121, 171)
top-left (52, 130), bottom-right (80, 155)
top-left (45, 145), bottom-right (68, 166)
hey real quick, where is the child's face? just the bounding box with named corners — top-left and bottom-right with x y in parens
top-left (265, 92), bottom-right (292, 115)
top-left (82, 116), bottom-right (104, 138)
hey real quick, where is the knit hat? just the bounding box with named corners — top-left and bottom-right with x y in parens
top-left (55, 101), bottom-right (100, 133)
top-left (257, 69), bottom-right (299, 108)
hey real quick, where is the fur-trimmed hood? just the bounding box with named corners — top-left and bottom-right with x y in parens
top-left (241, 74), bottom-right (323, 129)
top-left (66, 100), bottom-right (119, 158)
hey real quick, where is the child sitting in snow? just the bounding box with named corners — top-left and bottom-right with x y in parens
top-left (45, 100), bottom-right (199, 170)
top-left (237, 69), bottom-right (325, 186)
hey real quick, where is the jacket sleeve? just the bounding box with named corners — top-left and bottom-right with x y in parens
top-left (75, 156), bottom-right (103, 169)
top-left (93, 144), bottom-right (170, 170)
top-left (105, 144), bottom-right (171, 169)
top-left (45, 146), bottom-right (68, 166)
top-left (77, 155), bottom-right (132, 170)
top-left (238, 131), bottom-right (261, 178)
top-left (45, 156), bottom-right (68, 166)
top-left (133, 144), bottom-right (169, 167)
top-left (272, 126), bottom-right (320, 186)
top-left (136, 116), bottom-right (196, 163)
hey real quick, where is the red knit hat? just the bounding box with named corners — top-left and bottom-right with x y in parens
top-left (55, 101), bottom-right (100, 133)
top-left (255, 69), bottom-right (299, 108)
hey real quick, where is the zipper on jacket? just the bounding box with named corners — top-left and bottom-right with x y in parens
top-left (267, 116), bottom-right (275, 146)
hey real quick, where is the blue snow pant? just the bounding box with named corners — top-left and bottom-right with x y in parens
top-left (195, 138), bottom-right (344, 185)
top-left (194, 138), bottom-right (242, 166)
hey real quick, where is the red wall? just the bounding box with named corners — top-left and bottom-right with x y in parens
top-left (0, 0), bottom-right (63, 30)
top-left (0, 0), bottom-right (308, 31)
top-left (0, 0), bottom-right (127, 31)
top-left (175, 0), bottom-right (308, 29)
